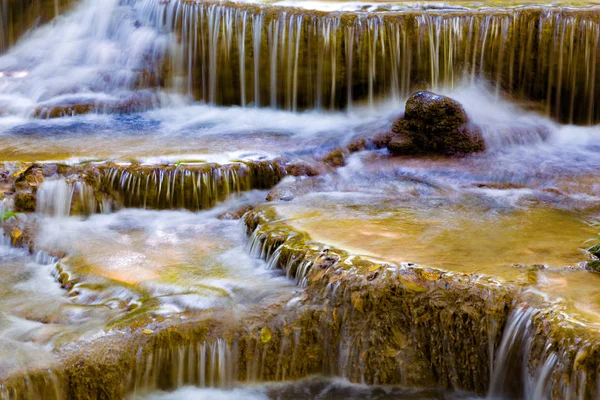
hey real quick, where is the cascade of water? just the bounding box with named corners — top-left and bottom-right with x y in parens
top-left (128, 338), bottom-right (235, 395)
top-left (36, 177), bottom-right (96, 217)
top-left (137, 1), bottom-right (599, 124)
top-left (488, 306), bottom-right (536, 399)
top-left (488, 305), bottom-right (600, 400)
top-left (246, 224), bottom-right (315, 286)
top-left (101, 162), bottom-right (283, 211)
top-left (0, 0), bottom-right (75, 54)
top-left (0, 0), bottom-right (173, 117)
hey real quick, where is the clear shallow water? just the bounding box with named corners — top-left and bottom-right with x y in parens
top-left (0, 193), bottom-right (295, 376)
top-left (0, 103), bottom-right (395, 162)
top-left (271, 152), bottom-right (600, 325)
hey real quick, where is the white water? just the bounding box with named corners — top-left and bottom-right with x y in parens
top-left (0, 0), bottom-right (176, 117)
top-left (137, 377), bottom-right (480, 399)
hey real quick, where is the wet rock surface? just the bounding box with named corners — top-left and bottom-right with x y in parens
top-left (33, 91), bottom-right (160, 119)
top-left (389, 91), bottom-right (485, 156)
top-left (0, 157), bottom-right (599, 399)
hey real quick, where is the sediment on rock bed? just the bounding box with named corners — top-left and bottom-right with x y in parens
top-left (141, 0), bottom-right (600, 124)
top-left (1, 202), bottom-right (599, 399)
top-left (244, 206), bottom-right (600, 398)
top-left (244, 207), bottom-right (514, 392)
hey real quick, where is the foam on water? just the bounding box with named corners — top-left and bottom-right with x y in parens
top-left (137, 377), bottom-right (480, 399)
top-left (0, 0), bottom-right (176, 117)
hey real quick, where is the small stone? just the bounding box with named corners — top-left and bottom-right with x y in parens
top-left (217, 205), bottom-right (254, 220)
top-left (42, 164), bottom-right (59, 177)
top-left (387, 136), bottom-right (419, 156)
top-left (142, 328), bottom-right (153, 335)
top-left (10, 226), bottom-right (22, 241)
top-left (371, 133), bottom-right (392, 148)
top-left (266, 189), bottom-right (294, 202)
top-left (322, 149), bottom-right (346, 167)
top-left (347, 138), bottom-right (367, 153)
top-left (285, 162), bottom-right (319, 177)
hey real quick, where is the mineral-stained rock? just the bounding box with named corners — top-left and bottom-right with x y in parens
top-left (217, 204), bottom-right (254, 220)
top-left (285, 162), bottom-right (319, 177)
top-left (322, 149), bottom-right (347, 167)
top-left (33, 91), bottom-right (159, 119)
top-left (14, 191), bottom-right (36, 212)
top-left (389, 91), bottom-right (485, 155)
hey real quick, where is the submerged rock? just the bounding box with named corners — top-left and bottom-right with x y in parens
top-left (33, 91), bottom-right (159, 119)
top-left (389, 91), bottom-right (485, 156)
top-left (217, 204), bottom-right (254, 220)
top-left (285, 162), bottom-right (320, 177)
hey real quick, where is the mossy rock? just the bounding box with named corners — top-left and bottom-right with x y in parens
top-left (586, 260), bottom-right (600, 273)
top-left (322, 149), bottom-right (347, 167)
top-left (390, 91), bottom-right (485, 155)
top-left (588, 244), bottom-right (600, 258)
top-left (14, 191), bottom-right (36, 212)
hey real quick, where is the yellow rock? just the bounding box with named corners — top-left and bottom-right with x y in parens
top-left (351, 291), bottom-right (364, 313)
top-left (260, 327), bottom-right (272, 343)
top-left (420, 270), bottom-right (441, 281)
top-left (10, 226), bottom-right (22, 241)
top-left (142, 328), bottom-right (153, 335)
top-left (13, 165), bottom-right (31, 178)
top-left (399, 277), bottom-right (428, 293)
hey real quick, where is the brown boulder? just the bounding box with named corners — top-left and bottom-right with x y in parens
top-left (389, 91), bottom-right (485, 155)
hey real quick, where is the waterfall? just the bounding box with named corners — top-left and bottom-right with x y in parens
top-left (488, 306), bottom-right (535, 399)
top-left (0, 0), bottom-right (172, 117)
top-left (2, 0), bottom-right (598, 123)
top-left (136, 1), bottom-right (600, 124)
top-left (128, 339), bottom-right (236, 396)
top-left (488, 305), bottom-right (600, 399)
top-left (36, 177), bottom-right (96, 217)
top-left (246, 226), bottom-right (313, 286)
top-left (0, 0), bottom-right (76, 54)
top-left (99, 162), bottom-right (284, 211)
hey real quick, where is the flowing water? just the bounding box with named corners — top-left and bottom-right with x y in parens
top-left (0, 0), bottom-right (599, 398)
top-left (0, 193), bottom-right (295, 383)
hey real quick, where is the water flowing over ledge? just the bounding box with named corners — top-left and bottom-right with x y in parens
top-left (2, 0), bottom-right (599, 124)
top-left (0, 0), bottom-right (76, 53)
top-left (243, 206), bottom-right (600, 398)
top-left (8, 160), bottom-right (286, 217)
top-left (0, 201), bottom-right (598, 398)
top-left (98, 161), bottom-right (285, 211)
top-left (142, 0), bottom-right (600, 124)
